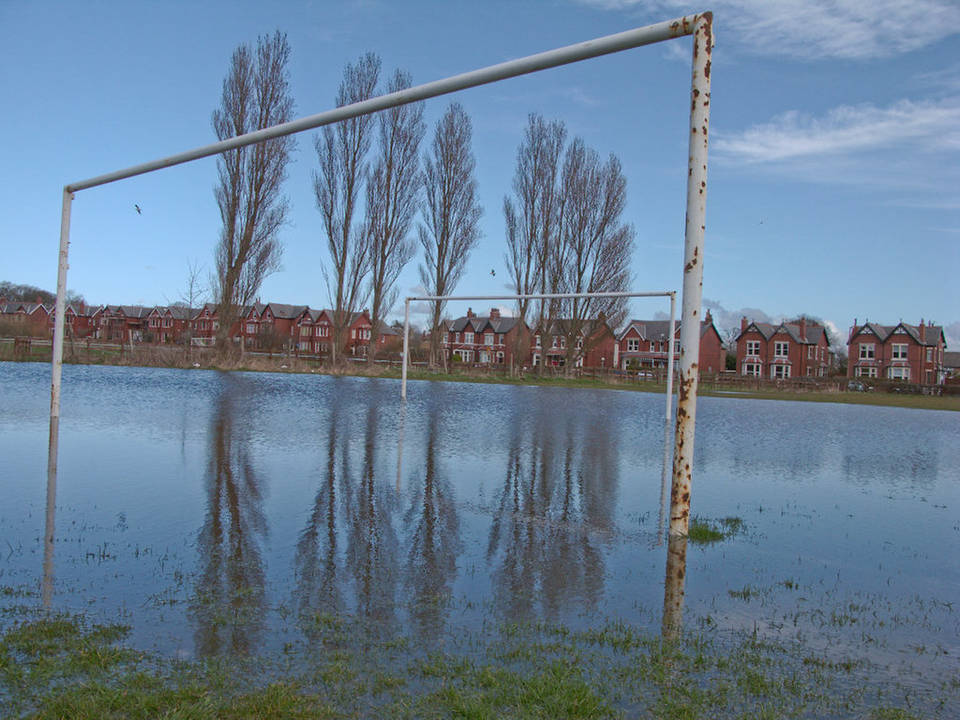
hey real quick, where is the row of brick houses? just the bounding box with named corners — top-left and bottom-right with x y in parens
top-left (733, 315), bottom-right (949, 384)
top-left (441, 307), bottom-right (727, 374)
top-left (846, 319), bottom-right (947, 385)
top-left (0, 298), bottom-right (398, 357)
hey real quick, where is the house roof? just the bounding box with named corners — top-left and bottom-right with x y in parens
top-left (849, 322), bottom-right (944, 347)
top-left (450, 314), bottom-right (522, 333)
top-left (533, 318), bottom-right (613, 337)
top-left (265, 302), bottom-right (307, 320)
top-left (736, 320), bottom-right (829, 346)
top-left (943, 351), bottom-right (960, 369)
top-left (618, 318), bottom-right (715, 342)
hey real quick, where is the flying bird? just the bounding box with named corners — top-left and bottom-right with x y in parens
top-left (134, 204), bottom-right (142, 215)
top-left (490, 268), bottom-right (496, 277)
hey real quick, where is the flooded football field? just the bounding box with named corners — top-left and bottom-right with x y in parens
top-left (1, 361), bottom-right (957, 716)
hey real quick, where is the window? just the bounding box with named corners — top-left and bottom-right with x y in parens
top-left (535, 334), bottom-right (541, 347)
top-left (627, 338), bottom-right (639, 352)
top-left (576, 338), bottom-right (583, 349)
top-left (774, 341), bottom-right (789, 357)
top-left (484, 333), bottom-right (493, 345)
top-left (742, 363), bottom-right (761, 377)
top-left (746, 340), bottom-right (760, 356)
top-left (859, 343), bottom-right (875, 360)
top-left (674, 340), bottom-right (680, 354)
top-left (480, 351), bottom-right (489, 363)
top-left (464, 332), bottom-right (474, 345)
top-left (532, 353), bottom-right (540, 366)
top-left (163, 318), bottom-right (172, 328)
top-left (560, 336), bottom-right (566, 349)
top-left (772, 364), bottom-right (790, 379)
top-left (888, 366), bottom-right (910, 381)
top-left (926, 347), bottom-right (932, 362)
top-left (300, 326), bottom-right (311, 337)
top-left (497, 334), bottom-right (503, 344)
top-left (855, 366), bottom-right (877, 378)
top-left (552, 336), bottom-right (559, 348)
top-left (807, 345), bottom-right (814, 359)
top-left (891, 343), bottom-right (908, 360)
top-left (454, 332), bottom-right (459, 343)
top-left (496, 351), bottom-right (504, 364)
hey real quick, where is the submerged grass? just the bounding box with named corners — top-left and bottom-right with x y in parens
top-left (687, 516), bottom-right (744, 544)
top-left (2, 606), bottom-right (955, 719)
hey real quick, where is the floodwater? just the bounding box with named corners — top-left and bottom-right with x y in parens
top-left (1, 362), bottom-right (958, 684)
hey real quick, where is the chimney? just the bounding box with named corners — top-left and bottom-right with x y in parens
top-left (467, 307), bottom-right (475, 318)
top-left (919, 319), bottom-right (925, 342)
top-left (740, 316), bottom-right (748, 333)
top-left (704, 309), bottom-right (712, 324)
top-left (799, 316), bottom-right (807, 340)
top-left (489, 307), bottom-right (500, 319)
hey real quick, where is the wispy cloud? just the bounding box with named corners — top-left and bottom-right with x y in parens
top-left (713, 98), bottom-right (960, 164)
top-left (576, 0), bottom-right (960, 60)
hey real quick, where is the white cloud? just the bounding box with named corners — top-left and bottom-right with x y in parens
top-left (713, 97), bottom-right (960, 164)
top-left (576, 0), bottom-right (960, 60)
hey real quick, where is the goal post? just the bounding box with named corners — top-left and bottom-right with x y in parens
top-left (401, 290), bottom-right (678, 533)
top-left (49, 13), bottom-right (713, 546)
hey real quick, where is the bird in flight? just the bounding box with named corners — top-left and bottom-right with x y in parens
top-left (134, 204), bottom-right (142, 215)
top-left (490, 268), bottom-right (496, 277)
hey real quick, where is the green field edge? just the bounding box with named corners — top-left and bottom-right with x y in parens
top-left (3, 353), bottom-right (958, 412)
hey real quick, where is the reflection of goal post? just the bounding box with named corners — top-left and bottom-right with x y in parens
top-left (401, 290), bottom-right (678, 516)
top-left (49, 13), bottom-right (712, 542)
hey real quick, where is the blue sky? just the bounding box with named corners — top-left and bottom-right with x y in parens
top-left (1, 0), bottom-right (958, 346)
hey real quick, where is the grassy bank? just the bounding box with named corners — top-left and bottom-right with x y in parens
top-left (1, 604), bottom-right (952, 719)
top-left (3, 342), bottom-right (957, 411)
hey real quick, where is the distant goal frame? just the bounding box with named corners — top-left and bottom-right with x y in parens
top-left (401, 289), bottom-right (678, 526)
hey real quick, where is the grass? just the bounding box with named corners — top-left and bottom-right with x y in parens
top-left (1, 607), bottom-right (954, 719)
top-left (687, 516), bottom-right (744, 544)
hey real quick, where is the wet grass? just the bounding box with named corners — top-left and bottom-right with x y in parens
top-left (687, 516), bottom-right (744, 544)
top-left (2, 606), bottom-right (955, 719)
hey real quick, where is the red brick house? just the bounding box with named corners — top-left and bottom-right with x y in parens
top-left (1, 301), bottom-right (50, 337)
top-left (91, 305), bottom-right (151, 342)
top-left (735, 316), bottom-right (831, 379)
top-left (191, 304), bottom-right (219, 345)
top-left (529, 318), bottom-right (617, 369)
top-left (617, 311), bottom-right (726, 375)
top-left (443, 308), bottom-right (529, 366)
top-left (847, 319), bottom-right (946, 385)
top-left (292, 307), bottom-right (333, 355)
top-left (144, 305), bottom-right (195, 344)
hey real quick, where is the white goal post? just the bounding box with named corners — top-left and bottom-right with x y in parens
top-left (49, 13), bottom-right (713, 544)
top-left (401, 290), bottom-right (677, 531)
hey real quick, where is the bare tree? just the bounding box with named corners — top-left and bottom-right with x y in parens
top-left (554, 139), bottom-right (633, 370)
top-left (175, 258), bottom-right (207, 355)
top-left (315, 52), bottom-right (380, 364)
top-left (504, 115), bottom-right (566, 371)
top-left (418, 103), bottom-right (483, 368)
top-left (364, 69), bottom-right (425, 362)
top-left (212, 31), bottom-right (294, 353)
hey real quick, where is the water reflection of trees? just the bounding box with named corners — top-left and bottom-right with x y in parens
top-left (403, 401), bottom-right (461, 642)
top-left (487, 405), bottom-right (617, 621)
top-left (294, 390), bottom-right (402, 638)
top-left (191, 376), bottom-right (267, 657)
